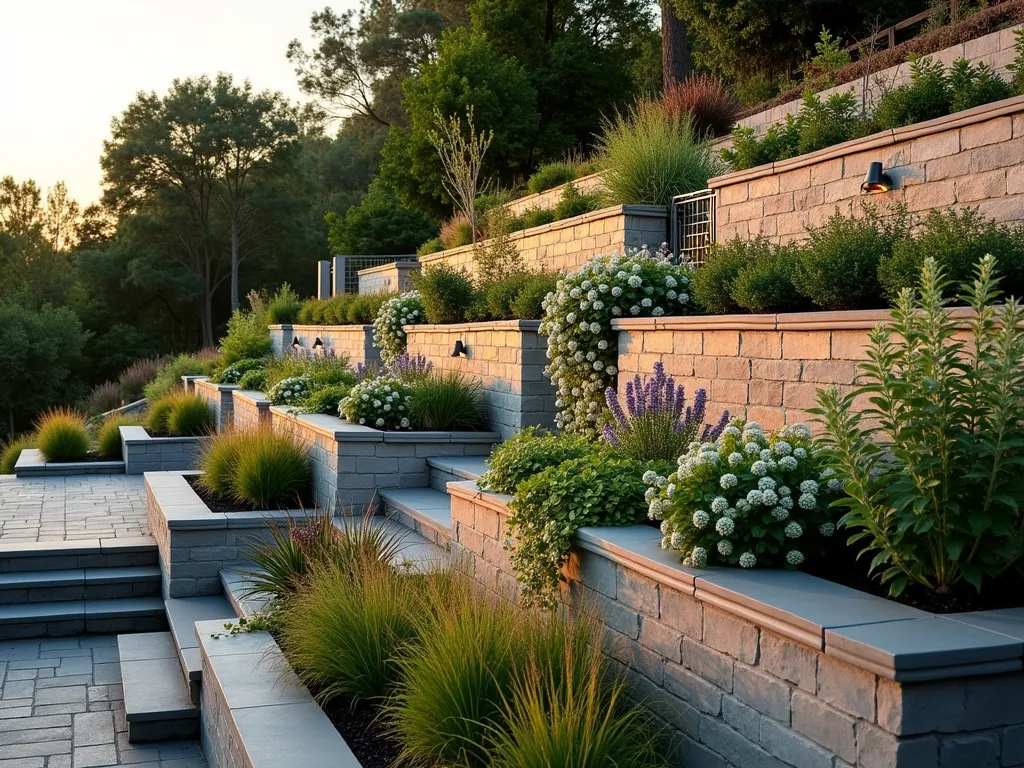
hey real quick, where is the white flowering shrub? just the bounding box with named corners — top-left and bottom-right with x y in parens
top-left (266, 376), bottom-right (312, 406)
top-left (540, 246), bottom-right (694, 434)
top-left (373, 291), bottom-right (425, 365)
top-left (338, 376), bottom-right (412, 430)
top-left (644, 419), bottom-right (839, 570)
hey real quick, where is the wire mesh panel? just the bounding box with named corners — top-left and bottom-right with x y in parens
top-left (671, 190), bottom-right (717, 266)
top-left (332, 255), bottom-right (415, 294)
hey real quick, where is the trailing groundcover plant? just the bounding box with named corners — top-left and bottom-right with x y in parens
top-left (815, 255), bottom-right (1024, 597)
top-left (373, 291), bottom-right (425, 365)
top-left (541, 246), bottom-right (694, 435)
top-left (645, 419), bottom-right (838, 569)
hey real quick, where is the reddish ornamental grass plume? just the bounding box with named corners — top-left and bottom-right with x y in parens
top-left (661, 74), bottom-right (741, 138)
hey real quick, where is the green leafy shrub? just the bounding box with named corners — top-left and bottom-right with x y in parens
top-left (97, 415), bottom-right (142, 459)
top-left (0, 436), bottom-right (35, 474)
top-left (36, 409), bottom-right (90, 462)
top-left (417, 237), bottom-right (446, 256)
top-left (731, 243), bottom-right (808, 314)
top-left (508, 452), bottom-right (660, 606)
top-left (408, 372), bottom-right (487, 431)
top-left (265, 284), bottom-right (303, 325)
top-left (231, 430), bottom-right (311, 508)
top-left (339, 376), bottom-right (413, 429)
top-left (949, 59), bottom-right (1013, 112)
top-left (1008, 28), bottom-right (1024, 95)
top-left (474, 204), bottom-right (525, 284)
top-left (414, 265), bottom-right (474, 325)
top-left (645, 420), bottom-right (835, 570)
top-left (165, 394), bottom-right (215, 437)
top-left (690, 239), bottom-right (750, 315)
top-left (346, 293), bottom-right (390, 325)
top-left (219, 305), bottom-right (272, 367)
top-left (510, 273), bottom-right (557, 320)
top-left (266, 376), bottom-right (312, 407)
top-left (301, 384), bottom-right (351, 415)
top-left (660, 73), bottom-right (741, 138)
top-left (518, 207), bottom-right (556, 230)
top-left (542, 248), bottom-right (695, 434)
top-left (263, 350), bottom-right (354, 395)
top-left (598, 100), bottom-right (722, 206)
top-left (373, 291), bottom-right (425, 364)
top-left (297, 298), bottom-right (324, 324)
top-left (237, 368), bottom-right (267, 392)
top-left (479, 271), bottom-right (556, 321)
top-left (143, 353), bottom-right (213, 401)
top-left (213, 357), bottom-right (265, 385)
top-left (815, 256), bottom-right (1024, 597)
top-left (794, 90), bottom-right (869, 156)
top-left (484, 273), bottom-right (532, 320)
top-left (795, 204), bottom-right (908, 310)
top-left (553, 183), bottom-right (600, 221)
top-left (527, 163), bottom-right (577, 194)
top-left (479, 427), bottom-right (594, 495)
top-left (874, 56), bottom-right (951, 129)
top-left (878, 207), bottom-right (1024, 303)
top-left (804, 28), bottom-right (851, 86)
top-left (721, 119), bottom-right (799, 171)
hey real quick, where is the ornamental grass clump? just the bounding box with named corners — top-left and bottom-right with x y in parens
top-left (96, 415), bottom-right (142, 459)
top-left (541, 247), bottom-right (694, 435)
top-left (373, 291), bottom-right (425, 364)
top-left (645, 419), bottom-right (836, 570)
top-left (232, 431), bottom-right (311, 508)
top-left (407, 372), bottom-right (487, 431)
top-left (164, 394), bottom-right (215, 437)
top-left (479, 427), bottom-right (593, 495)
top-left (118, 357), bottom-right (163, 401)
top-left (815, 255), bottom-right (1024, 597)
top-left (0, 436), bottom-right (35, 475)
top-left (339, 377), bottom-right (413, 430)
top-left (36, 409), bottom-right (90, 462)
top-left (603, 361), bottom-right (729, 462)
top-left (83, 381), bottom-right (121, 416)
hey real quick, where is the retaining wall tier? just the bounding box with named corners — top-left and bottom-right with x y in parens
top-left (711, 95), bottom-right (1024, 245)
top-left (13, 449), bottom-right (124, 478)
top-left (269, 324), bottom-right (380, 368)
top-left (194, 378), bottom-right (237, 432)
top-left (504, 171), bottom-right (605, 217)
top-left (446, 481), bottom-right (1024, 768)
top-left (268, 407), bottom-right (498, 512)
top-left (404, 320), bottom-right (557, 440)
top-left (120, 426), bottom-right (207, 476)
top-left (613, 308), bottom-right (982, 431)
top-left (231, 390), bottom-right (271, 432)
top-left (357, 260), bottom-right (418, 295)
top-left (419, 204), bottom-right (668, 278)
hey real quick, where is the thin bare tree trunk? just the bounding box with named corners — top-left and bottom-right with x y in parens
top-left (230, 215), bottom-right (240, 312)
top-left (662, 1), bottom-right (693, 90)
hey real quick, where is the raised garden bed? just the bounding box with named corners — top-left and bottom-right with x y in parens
top-left (193, 378), bottom-right (238, 432)
top-left (268, 323), bottom-right (379, 368)
top-left (13, 448), bottom-right (125, 478)
top-left (230, 389), bottom-right (271, 431)
top-left (120, 425), bottom-right (208, 476)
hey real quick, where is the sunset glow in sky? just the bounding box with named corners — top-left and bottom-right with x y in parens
top-left (0, 0), bottom-right (357, 205)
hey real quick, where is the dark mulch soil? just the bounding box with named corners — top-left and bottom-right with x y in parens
top-left (320, 698), bottom-right (402, 768)
top-left (78, 452), bottom-right (120, 463)
top-left (185, 474), bottom-right (313, 514)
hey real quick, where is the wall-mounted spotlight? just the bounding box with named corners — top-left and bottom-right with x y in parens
top-left (291, 336), bottom-right (301, 350)
top-left (451, 340), bottom-right (468, 358)
top-left (312, 337), bottom-right (324, 350)
top-left (861, 162), bottom-right (893, 194)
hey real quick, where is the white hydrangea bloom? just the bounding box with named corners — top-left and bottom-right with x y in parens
top-left (718, 540), bottom-right (733, 556)
top-left (780, 456), bottom-right (798, 471)
top-left (771, 506), bottom-right (789, 521)
top-left (786, 550), bottom-right (805, 566)
top-left (798, 493), bottom-right (817, 510)
top-left (720, 473), bottom-right (738, 490)
top-left (819, 522), bottom-right (836, 537)
top-left (692, 510), bottom-right (710, 529)
top-left (691, 547), bottom-right (708, 568)
top-left (784, 521), bottom-right (803, 538)
top-left (739, 552), bottom-right (757, 568)
top-left (711, 496), bottom-right (729, 514)
top-left (750, 461), bottom-right (768, 477)
top-left (715, 516), bottom-right (735, 536)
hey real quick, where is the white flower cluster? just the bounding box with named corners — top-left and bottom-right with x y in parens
top-left (372, 291), bottom-right (424, 365)
top-left (338, 376), bottom-right (412, 430)
top-left (266, 376), bottom-right (311, 406)
top-left (540, 247), bottom-right (693, 434)
top-left (647, 418), bottom-right (835, 572)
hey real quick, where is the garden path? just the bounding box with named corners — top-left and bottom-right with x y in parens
top-left (0, 477), bottom-right (148, 543)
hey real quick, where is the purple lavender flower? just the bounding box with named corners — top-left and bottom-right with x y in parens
top-left (603, 361), bottom-right (729, 461)
top-left (386, 353), bottom-right (433, 380)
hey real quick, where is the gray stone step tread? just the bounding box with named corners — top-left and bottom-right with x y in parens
top-left (220, 570), bottom-right (270, 619)
top-left (0, 596), bottom-right (162, 622)
top-left (85, 565), bottom-right (161, 584)
top-left (120, 651), bottom-right (198, 723)
top-left (165, 595), bottom-right (236, 684)
top-left (380, 488), bottom-right (452, 533)
top-left (0, 566), bottom-right (161, 590)
top-left (426, 456), bottom-right (488, 481)
top-left (85, 597), bottom-right (165, 619)
top-left (0, 537), bottom-right (157, 558)
top-left (118, 631), bottom-right (177, 662)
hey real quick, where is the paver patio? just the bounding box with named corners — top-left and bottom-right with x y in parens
top-left (0, 478), bottom-right (148, 543)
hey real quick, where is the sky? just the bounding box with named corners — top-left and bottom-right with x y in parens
top-left (0, 0), bottom-right (358, 206)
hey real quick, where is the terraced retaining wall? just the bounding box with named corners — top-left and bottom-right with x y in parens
top-left (420, 204), bottom-right (668, 278)
top-left (269, 407), bottom-right (498, 511)
top-left (712, 95), bottom-right (1024, 244)
top-left (268, 324), bottom-right (380, 368)
top-left (231, 389), bottom-right (270, 432)
top-left (504, 171), bottom-right (604, 216)
top-left (194, 378), bottom-right (237, 432)
top-left (120, 426), bottom-right (207, 476)
top-left (446, 481), bottom-right (1024, 768)
top-left (357, 260), bottom-right (418, 294)
top-left (404, 320), bottom-right (556, 439)
top-left (14, 448), bottom-right (124, 478)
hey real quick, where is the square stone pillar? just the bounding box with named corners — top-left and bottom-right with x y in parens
top-left (317, 260), bottom-right (331, 299)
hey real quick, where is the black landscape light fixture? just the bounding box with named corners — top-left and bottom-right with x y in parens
top-left (312, 337), bottom-right (324, 350)
top-left (291, 336), bottom-right (301, 350)
top-left (451, 340), bottom-right (468, 358)
top-left (861, 162), bottom-right (894, 194)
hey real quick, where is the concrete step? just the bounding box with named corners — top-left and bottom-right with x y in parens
top-left (427, 456), bottom-right (487, 491)
top-left (379, 488), bottom-right (452, 549)
top-left (164, 595), bottom-right (237, 704)
top-left (336, 515), bottom-right (449, 571)
top-left (118, 632), bottom-right (199, 743)
top-left (220, 569), bottom-right (270, 619)
top-left (0, 537), bottom-right (158, 572)
top-left (0, 596), bottom-right (166, 639)
top-left (0, 565), bottom-right (161, 604)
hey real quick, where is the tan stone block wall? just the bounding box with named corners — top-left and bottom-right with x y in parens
top-left (420, 205), bottom-right (668, 279)
top-left (268, 325), bottom-right (380, 367)
top-left (505, 172), bottom-right (605, 217)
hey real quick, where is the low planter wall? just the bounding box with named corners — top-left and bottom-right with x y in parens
top-left (613, 309), bottom-right (974, 431)
top-left (196, 619), bottom-right (360, 768)
top-left (420, 204), bottom-right (668, 278)
top-left (194, 378), bottom-right (237, 432)
top-left (145, 471), bottom-right (314, 599)
top-left (447, 481), bottom-right (1024, 768)
top-left (269, 407), bottom-right (498, 512)
top-left (712, 95), bottom-right (1024, 244)
top-left (404, 320), bottom-right (556, 440)
top-left (269, 324), bottom-right (380, 368)
top-left (232, 389), bottom-right (271, 431)
top-left (14, 449), bottom-right (124, 478)
top-left (181, 375), bottom-right (206, 395)
top-left (120, 425), bottom-right (208, 476)
top-left (357, 260), bottom-right (418, 295)
top-left (504, 171), bottom-right (605, 217)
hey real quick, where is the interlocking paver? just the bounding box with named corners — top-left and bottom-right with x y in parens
top-left (0, 637), bottom-right (206, 767)
top-left (0, 478), bottom-right (148, 543)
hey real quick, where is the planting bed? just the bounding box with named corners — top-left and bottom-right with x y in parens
top-left (13, 448), bottom-right (124, 478)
